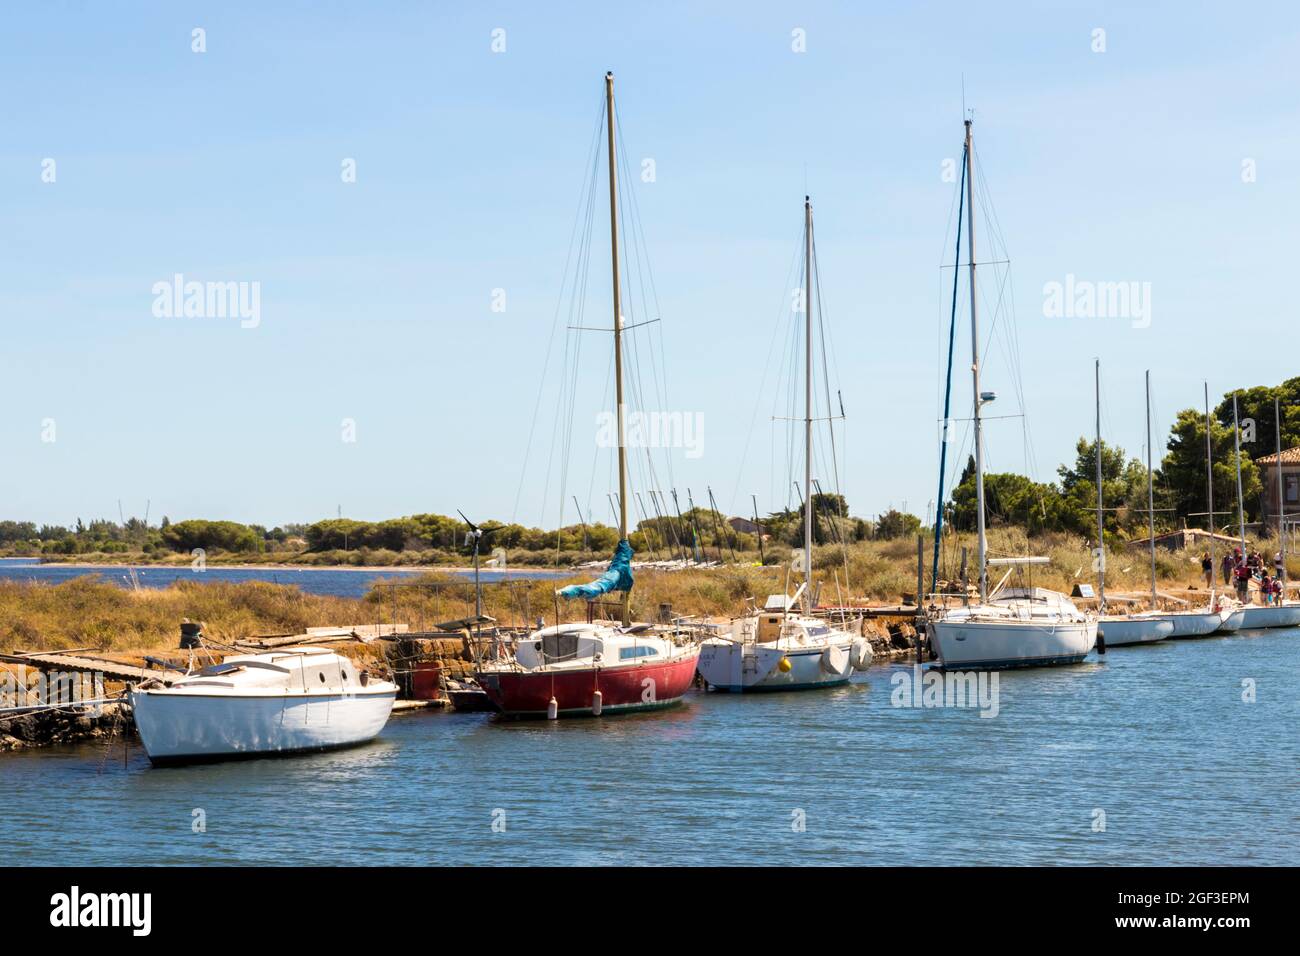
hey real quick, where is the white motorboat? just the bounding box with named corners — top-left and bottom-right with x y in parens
top-left (698, 593), bottom-right (872, 692)
top-left (130, 647), bottom-right (397, 765)
top-left (928, 587), bottom-right (1097, 669)
top-left (1097, 615), bottom-right (1174, 646)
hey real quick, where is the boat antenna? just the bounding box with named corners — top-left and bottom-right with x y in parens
top-left (604, 70), bottom-right (631, 627)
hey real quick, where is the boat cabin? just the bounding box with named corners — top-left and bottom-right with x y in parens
top-left (515, 623), bottom-right (666, 669)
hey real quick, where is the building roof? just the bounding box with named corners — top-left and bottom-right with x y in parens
top-left (1256, 447), bottom-right (1300, 465)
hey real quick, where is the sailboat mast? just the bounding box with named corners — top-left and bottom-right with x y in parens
top-left (604, 71), bottom-right (630, 626)
top-left (1146, 371), bottom-right (1157, 609)
top-left (1204, 382), bottom-right (1216, 597)
top-left (803, 196), bottom-right (814, 599)
top-left (1094, 359), bottom-right (1105, 609)
top-left (1277, 395), bottom-right (1287, 584)
top-left (1233, 392), bottom-right (1247, 553)
top-left (964, 119), bottom-right (988, 602)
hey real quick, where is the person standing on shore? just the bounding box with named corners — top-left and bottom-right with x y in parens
top-left (1222, 551), bottom-right (1235, 585)
top-left (1235, 560), bottom-right (1253, 603)
top-left (1201, 551), bottom-right (1213, 588)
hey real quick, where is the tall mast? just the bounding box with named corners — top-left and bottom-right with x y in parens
top-left (1094, 359), bottom-right (1105, 609)
top-left (1204, 383), bottom-right (1216, 599)
top-left (803, 196), bottom-right (814, 600)
top-left (605, 71), bottom-right (630, 627)
top-left (964, 119), bottom-right (988, 601)
top-left (1277, 395), bottom-right (1287, 585)
top-left (1146, 371), bottom-right (1157, 609)
top-left (1233, 392), bottom-right (1247, 554)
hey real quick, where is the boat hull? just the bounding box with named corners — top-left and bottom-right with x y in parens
top-left (698, 640), bottom-right (855, 692)
top-left (927, 618), bottom-right (1096, 670)
top-left (1235, 604), bottom-right (1300, 629)
top-left (1151, 610), bottom-right (1231, 638)
top-left (1097, 617), bottom-right (1174, 646)
top-left (130, 688), bottom-right (397, 764)
top-left (477, 652), bottom-right (699, 717)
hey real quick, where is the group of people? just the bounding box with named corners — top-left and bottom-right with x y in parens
top-left (1203, 547), bottom-right (1288, 605)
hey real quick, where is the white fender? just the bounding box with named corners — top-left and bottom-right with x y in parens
top-left (820, 644), bottom-right (849, 675)
top-left (591, 689), bottom-right (603, 716)
top-left (850, 638), bottom-right (873, 671)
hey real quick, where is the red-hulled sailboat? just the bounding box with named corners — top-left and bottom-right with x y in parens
top-left (477, 72), bottom-right (699, 717)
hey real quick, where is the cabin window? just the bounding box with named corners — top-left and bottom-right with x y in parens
top-left (805, 626), bottom-right (830, 637)
top-left (542, 631), bottom-right (580, 661)
top-left (619, 646), bottom-right (657, 661)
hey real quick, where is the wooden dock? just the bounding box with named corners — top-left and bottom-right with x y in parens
top-left (0, 651), bottom-right (178, 686)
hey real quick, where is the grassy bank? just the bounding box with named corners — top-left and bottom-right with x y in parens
top-left (2, 530), bottom-right (1293, 660)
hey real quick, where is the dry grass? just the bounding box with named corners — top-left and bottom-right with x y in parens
top-left (3, 535), bottom-right (1295, 660)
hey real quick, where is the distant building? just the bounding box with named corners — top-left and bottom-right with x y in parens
top-left (1126, 528), bottom-right (1240, 553)
top-left (727, 516), bottom-right (761, 535)
top-left (1256, 446), bottom-right (1300, 534)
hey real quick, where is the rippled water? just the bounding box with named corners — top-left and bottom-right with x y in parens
top-left (3, 629), bottom-right (1296, 866)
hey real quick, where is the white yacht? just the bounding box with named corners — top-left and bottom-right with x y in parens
top-left (929, 587), bottom-right (1096, 669)
top-left (924, 119), bottom-right (1096, 671)
top-left (698, 593), bottom-right (872, 692)
top-left (130, 647), bottom-right (397, 764)
top-left (698, 196), bottom-right (871, 692)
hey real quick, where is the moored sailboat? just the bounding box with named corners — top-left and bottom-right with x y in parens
top-left (925, 118), bottom-right (1096, 669)
top-left (1094, 365), bottom-right (1171, 646)
top-left (696, 197), bottom-right (870, 692)
top-left (476, 73), bottom-right (699, 717)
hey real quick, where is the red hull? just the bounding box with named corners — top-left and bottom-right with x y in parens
top-left (478, 651), bottom-right (699, 717)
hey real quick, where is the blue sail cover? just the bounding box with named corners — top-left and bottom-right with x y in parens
top-left (557, 538), bottom-right (634, 600)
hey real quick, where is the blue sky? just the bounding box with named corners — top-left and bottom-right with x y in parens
top-left (3, 2), bottom-right (1298, 531)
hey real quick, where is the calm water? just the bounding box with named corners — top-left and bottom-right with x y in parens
top-left (0, 558), bottom-right (561, 598)
top-left (3, 629), bottom-right (1296, 866)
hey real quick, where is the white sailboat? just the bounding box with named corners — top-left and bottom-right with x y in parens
top-left (1095, 365), bottom-right (1172, 646)
top-left (1145, 383), bottom-right (1239, 637)
top-left (130, 647), bottom-right (398, 765)
top-left (925, 118), bottom-right (1096, 670)
top-left (697, 197), bottom-right (870, 692)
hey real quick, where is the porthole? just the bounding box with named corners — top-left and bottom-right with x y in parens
top-left (319, 672), bottom-right (326, 683)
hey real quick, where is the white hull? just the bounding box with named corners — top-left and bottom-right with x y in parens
top-left (698, 637), bottom-right (859, 692)
top-left (1235, 604), bottom-right (1300, 630)
top-left (1097, 616), bottom-right (1174, 646)
top-left (1219, 609), bottom-right (1246, 632)
top-left (928, 618), bottom-right (1096, 669)
top-left (131, 689), bottom-right (396, 763)
top-left (1149, 609), bottom-right (1232, 638)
